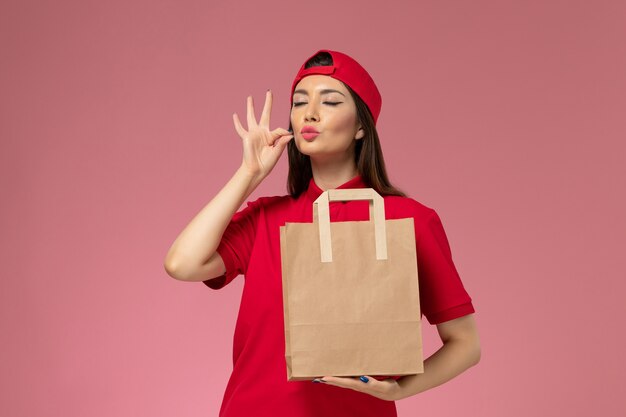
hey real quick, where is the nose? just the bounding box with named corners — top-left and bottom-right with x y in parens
top-left (304, 102), bottom-right (319, 122)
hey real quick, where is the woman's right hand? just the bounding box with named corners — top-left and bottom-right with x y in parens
top-left (233, 90), bottom-right (294, 179)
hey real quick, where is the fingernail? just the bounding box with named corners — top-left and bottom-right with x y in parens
top-left (359, 376), bottom-right (369, 383)
top-left (312, 379), bottom-right (320, 383)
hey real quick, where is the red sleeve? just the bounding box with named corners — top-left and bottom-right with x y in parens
top-left (416, 208), bottom-right (475, 324)
top-left (202, 197), bottom-right (262, 290)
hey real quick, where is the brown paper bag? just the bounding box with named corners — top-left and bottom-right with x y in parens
top-left (280, 188), bottom-right (423, 381)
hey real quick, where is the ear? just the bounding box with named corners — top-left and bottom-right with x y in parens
top-left (355, 127), bottom-right (365, 140)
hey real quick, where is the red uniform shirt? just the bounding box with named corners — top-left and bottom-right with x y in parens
top-left (203, 174), bottom-right (475, 416)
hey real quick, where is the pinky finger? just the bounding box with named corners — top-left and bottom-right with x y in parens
top-left (232, 113), bottom-right (247, 138)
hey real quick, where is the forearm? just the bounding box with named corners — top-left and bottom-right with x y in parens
top-left (164, 165), bottom-right (263, 275)
top-left (395, 337), bottom-right (481, 400)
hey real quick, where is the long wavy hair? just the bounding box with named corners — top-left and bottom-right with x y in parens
top-left (286, 51), bottom-right (406, 198)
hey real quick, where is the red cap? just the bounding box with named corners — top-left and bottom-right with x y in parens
top-left (290, 49), bottom-right (382, 125)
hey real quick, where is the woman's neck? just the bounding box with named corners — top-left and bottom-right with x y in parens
top-left (310, 157), bottom-right (358, 191)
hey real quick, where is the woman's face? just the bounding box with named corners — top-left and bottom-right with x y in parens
top-left (290, 75), bottom-right (364, 160)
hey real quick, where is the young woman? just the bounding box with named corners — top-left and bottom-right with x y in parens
top-left (164, 49), bottom-right (481, 416)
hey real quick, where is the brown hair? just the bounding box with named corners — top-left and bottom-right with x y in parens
top-left (286, 51), bottom-right (406, 198)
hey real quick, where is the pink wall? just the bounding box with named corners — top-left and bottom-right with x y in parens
top-left (2, 0), bottom-right (624, 415)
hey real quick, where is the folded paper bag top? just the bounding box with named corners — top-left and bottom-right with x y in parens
top-left (280, 187), bottom-right (423, 381)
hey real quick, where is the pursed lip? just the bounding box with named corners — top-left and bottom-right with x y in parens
top-left (301, 126), bottom-right (319, 134)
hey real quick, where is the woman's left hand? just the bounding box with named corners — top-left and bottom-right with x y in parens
top-left (313, 375), bottom-right (403, 401)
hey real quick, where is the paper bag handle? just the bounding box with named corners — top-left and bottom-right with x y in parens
top-left (312, 188), bottom-right (388, 263)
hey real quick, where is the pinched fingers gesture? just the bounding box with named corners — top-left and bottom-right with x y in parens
top-left (233, 90), bottom-right (293, 178)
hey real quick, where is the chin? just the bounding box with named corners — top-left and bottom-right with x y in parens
top-left (295, 138), bottom-right (345, 159)
top-left (297, 145), bottom-right (331, 158)
top-left (294, 139), bottom-right (318, 155)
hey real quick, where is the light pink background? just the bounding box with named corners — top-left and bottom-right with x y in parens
top-left (2, 0), bottom-right (624, 416)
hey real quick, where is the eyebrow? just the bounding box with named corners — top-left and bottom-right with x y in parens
top-left (293, 88), bottom-right (346, 97)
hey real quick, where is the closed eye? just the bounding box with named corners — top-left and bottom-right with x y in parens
top-left (292, 102), bottom-right (342, 107)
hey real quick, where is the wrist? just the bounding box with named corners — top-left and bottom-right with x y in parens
top-left (237, 164), bottom-right (264, 183)
top-left (236, 165), bottom-right (265, 196)
top-left (394, 373), bottom-right (423, 400)
top-left (394, 378), bottom-right (407, 401)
